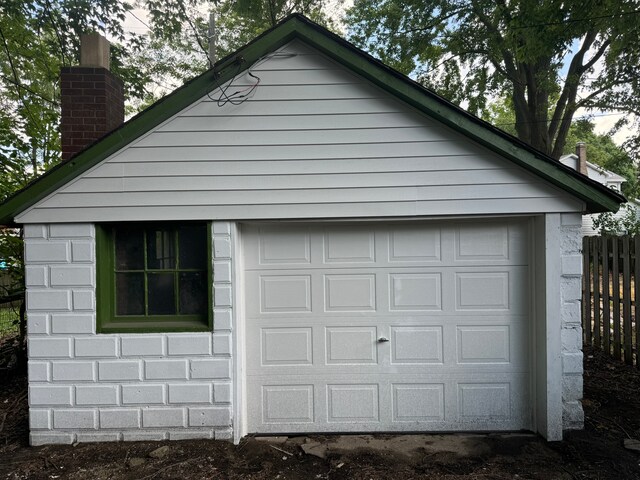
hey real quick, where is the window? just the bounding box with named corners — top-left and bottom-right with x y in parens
top-left (96, 223), bottom-right (212, 333)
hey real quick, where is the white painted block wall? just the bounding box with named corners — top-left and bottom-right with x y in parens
top-left (560, 213), bottom-right (584, 429)
top-left (25, 222), bottom-right (234, 445)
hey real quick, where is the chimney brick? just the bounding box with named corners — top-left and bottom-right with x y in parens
top-left (60, 34), bottom-right (124, 161)
top-left (576, 142), bottom-right (587, 176)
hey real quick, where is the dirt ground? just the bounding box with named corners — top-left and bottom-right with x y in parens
top-left (1, 345), bottom-right (640, 479)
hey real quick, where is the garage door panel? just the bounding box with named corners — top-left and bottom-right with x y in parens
top-left (390, 326), bottom-right (443, 364)
top-left (244, 220), bottom-right (532, 434)
top-left (323, 228), bottom-right (376, 263)
top-left (326, 327), bottom-right (379, 364)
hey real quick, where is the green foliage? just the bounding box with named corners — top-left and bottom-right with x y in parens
top-left (593, 204), bottom-right (640, 235)
top-left (346, 0), bottom-right (640, 158)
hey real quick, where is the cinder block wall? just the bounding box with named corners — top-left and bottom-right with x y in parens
top-left (24, 222), bottom-right (234, 445)
top-left (559, 213), bottom-right (584, 429)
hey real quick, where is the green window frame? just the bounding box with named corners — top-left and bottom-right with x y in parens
top-left (96, 222), bottom-right (212, 333)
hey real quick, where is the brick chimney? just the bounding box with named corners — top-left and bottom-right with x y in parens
top-left (576, 142), bottom-right (588, 176)
top-left (60, 33), bottom-right (124, 161)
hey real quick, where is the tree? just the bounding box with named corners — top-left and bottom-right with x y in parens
top-left (346, 0), bottom-right (640, 158)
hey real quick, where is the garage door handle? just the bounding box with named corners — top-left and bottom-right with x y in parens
top-left (377, 337), bottom-right (389, 343)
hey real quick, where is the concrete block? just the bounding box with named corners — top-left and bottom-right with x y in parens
top-left (71, 241), bottom-right (94, 262)
top-left (122, 431), bottom-right (167, 442)
top-left (563, 401), bottom-right (584, 429)
top-left (213, 237), bottom-right (231, 259)
top-left (72, 290), bottom-right (95, 311)
top-left (190, 359), bottom-right (231, 379)
top-left (214, 383), bottom-right (232, 403)
top-left (561, 327), bottom-right (583, 352)
top-left (561, 255), bottom-right (582, 276)
top-left (561, 213), bottom-right (582, 226)
top-left (563, 374), bottom-right (583, 402)
top-left (213, 260), bottom-right (232, 283)
top-left (169, 384), bottom-right (211, 404)
top-left (53, 409), bottom-right (97, 429)
top-left (169, 430), bottom-right (213, 440)
top-left (30, 432), bottom-right (75, 445)
top-left (561, 302), bottom-right (581, 325)
top-left (49, 224), bottom-right (94, 238)
top-left (562, 352), bottom-right (584, 374)
top-left (27, 290), bottom-right (71, 311)
top-left (28, 361), bottom-right (50, 382)
top-left (77, 432), bottom-right (121, 443)
top-left (189, 407), bottom-right (231, 427)
top-left (25, 241), bottom-right (69, 263)
top-left (29, 385), bottom-right (72, 406)
top-left (213, 309), bottom-right (232, 331)
top-left (145, 359), bottom-right (188, 380)
top-left (25, 266), bottom-right (47, 287)
top-left (213, 333), bottom-right (231, 356)
top-left (142, 408), bottom-right (186, 428)
top-left (212, 222), bottom-right (231, 235)
top-left (50, 266), bottom-right (94, 287)
top-left (29, 409), bottom-right (51, 429)
top-left (121, 335), bottom-right (164, 356)
top-left (76, 385), bottom-right (119, 405)
top-left (98, 361), bottom-right (141, 381)
top-left (214, 285), bottom-right (232, 308)
top-left (561, 231), bottom-right (581, 255)
top-left (29, 337), bottom-right (71, 358)
top-left (51, 314), bottom-right (94, 334)
top-left (167, 335), bottom-right (211, 356)
top-left (27, 314), bottom-right (49, 335)
top-left (76, 337), bottom-right (117, 357)
top-left (214, 428), bottom-right (233, 441)
top-left (24, 224), bottom-right (47, 239)
top-left (100, 409), bottom-right (141, 429)
top-left (122, 384), bottom-right (165, 405)
top-left (561, 277), bottom-right (582, 302)
top-left (52, 361), bottom-right (95, 381)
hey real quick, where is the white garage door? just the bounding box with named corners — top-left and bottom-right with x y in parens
top-left (243, 220), bottom-right (531, 433)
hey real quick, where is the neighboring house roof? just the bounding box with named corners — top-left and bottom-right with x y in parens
top-left (559, 153), bottom-right (626, 191)
top-left (0, 14), bottom-right (625, 225)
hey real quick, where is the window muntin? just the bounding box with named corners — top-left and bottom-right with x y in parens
top-left (97, 223), bottom-right (211, 333)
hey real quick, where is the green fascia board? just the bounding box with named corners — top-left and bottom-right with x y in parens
top-left (0, 14), bottom-right (623, 224)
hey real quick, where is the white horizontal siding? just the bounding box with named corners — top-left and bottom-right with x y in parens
top-left (18, 40), bottom-right (581, 224)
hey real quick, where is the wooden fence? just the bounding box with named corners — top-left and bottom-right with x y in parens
top-left (583, 236), bottom-right (639, 366)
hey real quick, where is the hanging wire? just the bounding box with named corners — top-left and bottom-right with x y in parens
top-left (210, 52), bottom-right (297, 107)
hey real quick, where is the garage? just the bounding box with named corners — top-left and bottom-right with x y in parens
top-left (243, 219), bottom-right (532, 433)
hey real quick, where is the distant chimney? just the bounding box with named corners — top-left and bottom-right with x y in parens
top-left (576, 142), bottom-right (588, 176)
top-left (60, 33), bottom-right (124, 161)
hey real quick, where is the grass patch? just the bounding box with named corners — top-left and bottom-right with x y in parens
top-left (0, 306), bottom-right (20, 337)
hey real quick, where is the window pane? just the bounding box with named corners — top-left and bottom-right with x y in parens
top-left (116, 273), bottom-right (145, 315)
top-left (179, 272), bottom-right (207, 315)
top-left (115, 228), bottom-right (144, 270)
top-left (148, 273), bottom-right (176, 315)
top-left (178, 225), bottom-right (207, 269)
top-left (147, 229), bottom-right (176, 269)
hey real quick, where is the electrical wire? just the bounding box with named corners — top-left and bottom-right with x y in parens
top-left (210, 52), bottom-right (297, 107)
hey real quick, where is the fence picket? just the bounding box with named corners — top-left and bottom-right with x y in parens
top-left (612, 237), bottom-right (621, 360)
top-left (593, 237), bottom-right (601, 347)
top-left (635, 236), bottom-right (640, 367)
top-left (623, 236), bottom-right (632, 365)
top-left (602, 236), bottom-right (610, 356)
top-left (583, 237), bottom-right (592, 345)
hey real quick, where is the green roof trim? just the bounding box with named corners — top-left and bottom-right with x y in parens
top-left (0, 14), bottom-right (623, 224)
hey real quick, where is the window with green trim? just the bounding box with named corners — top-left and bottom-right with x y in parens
top-left (96, 223), bottom-right (212, 333)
